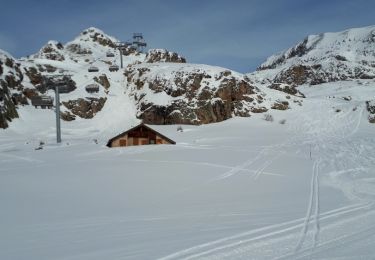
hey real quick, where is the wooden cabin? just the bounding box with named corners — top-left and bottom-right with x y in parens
top-left (106, 52), bottom-right (115, 57)
top-left (107, 123), bottom-right (176, 147)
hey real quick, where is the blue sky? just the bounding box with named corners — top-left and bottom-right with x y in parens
top-left (0, 0), bottom-right (374, 73)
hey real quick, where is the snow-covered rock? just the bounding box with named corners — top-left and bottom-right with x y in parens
top-left (32, 40), bottom-right (65, 61)
top-left (145, 49), bottom-right (186, 63)
top-left (125, 63), bottom-right (267, 124)
top-left (254, 25), bottom-right (375, 85)
top-left (0, 50), bottom-right (22, 128)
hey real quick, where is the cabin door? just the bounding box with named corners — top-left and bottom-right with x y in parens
top-left (133, 137), bottom-right (139, 145)
top-left (149, 133), bottom-right (156, 144)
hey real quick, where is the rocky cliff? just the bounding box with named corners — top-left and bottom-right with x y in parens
top-left (125, 63), bottom-right (269, 124)
top-left (0, 51), bottom-right (23, 128)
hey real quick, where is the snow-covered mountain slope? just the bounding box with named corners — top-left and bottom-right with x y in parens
top-left (248, 25), bottom-right (375, 124)
top-left (0, 28), bottom-right (169, 129)
top-left (2, 25), bottom-right (375, 130)
top-left (254, 25), bottom-right (375, 85)
top-left (1, 27), bottom-right (294, 129)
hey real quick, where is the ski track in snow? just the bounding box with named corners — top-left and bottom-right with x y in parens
top-left (216, 138), bottom-right (293, 181)
top-left (294, 159), bottom-right (320, 255)
top-left (159, 96), bottom-right (375, 260)
top-left (158, 202), bottom-right (373, 260)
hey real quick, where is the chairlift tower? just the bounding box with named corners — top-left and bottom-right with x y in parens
top-left (115, 42), bottom-right (132, 68)
top-left (115, 33), bottom-right (147, 68)
top-left (47, 74), bottom-right (72, 143)
top-left (133, 33), bottom-right (147, 53)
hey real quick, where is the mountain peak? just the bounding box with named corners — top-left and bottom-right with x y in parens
top-left (252, 24), bottom-right (375, 86)
top-left (81, 27), bottom-right (106, 36)
top-left (258, 24), bottom-right (375, 71)
top-left (73, 27), bottom-right (118, 49)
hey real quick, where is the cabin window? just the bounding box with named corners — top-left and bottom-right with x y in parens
top-left (119, 139), bottom-right (127, 146)
top-left (149, 139), bottom-right (156, 144)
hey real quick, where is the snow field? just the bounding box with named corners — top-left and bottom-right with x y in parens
top-left (2, 80), bottom-right (375, 259)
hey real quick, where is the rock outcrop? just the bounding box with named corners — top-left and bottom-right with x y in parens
top-left (125, 63), bottom-right (264, 124)
top-left (269, 83), bottom-right (305, 97)
top-left (93, 74), bottom-right (110, 90)
top-left (62, 97), bottom-right (107, 119)
top-left (145, 49), bottom-right (186, 63)
top-left (0, 52), bottom-right (21, 128)
top-left (81, 27), bottom-right (117, 48)
top-left (32, 41), bottom-right (65, 61)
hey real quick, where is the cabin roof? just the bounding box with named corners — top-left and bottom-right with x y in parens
top-left (107, 123), bottom-right (176, 146)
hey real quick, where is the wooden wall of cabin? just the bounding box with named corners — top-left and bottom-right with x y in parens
top-left (110, 134), bottom-right (128, 147)
top-left (109, 131), bottom-right (174, 147)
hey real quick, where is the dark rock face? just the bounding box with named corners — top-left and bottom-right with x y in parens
top-left (0, 80), bottom-right (19, 128)
top-left (0, 55), bottom-right (24, 128)
top-left (145, 49), bottom-right (186, 63)
top-left (273, 63), bottom-right (375, 85)
top-left (24, 67), bottom-right (44, 86)
top-left (251, 107), bottom-right (268, 113)
top-left (93, 74), bottom-right (110, 90)
top-left (38, 41), bottom-right (65, 61)
top-left (65, 43), bottom-right (93, 54)
top-left (271, 101), bottom-right (289, 110)
top-left (62, 97), bottom-right (107, 119)
top-left (60, 111), bottom-right (76, 121)
top-left (126, 64), bottom-right (263, 125)
top-left (83, 28), bottom-right (116, 48)
top-left (269, 83), bottom-right (305, 97)
top-left (274, 65), bottom-right (324, 85)
top-left (36, 64), bottom-right (57, 73)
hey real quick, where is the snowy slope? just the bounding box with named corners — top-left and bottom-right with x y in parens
top-left (1, 81), bottom-right (375, 259)
top-left (248, 25), bottom-right (375, 124)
